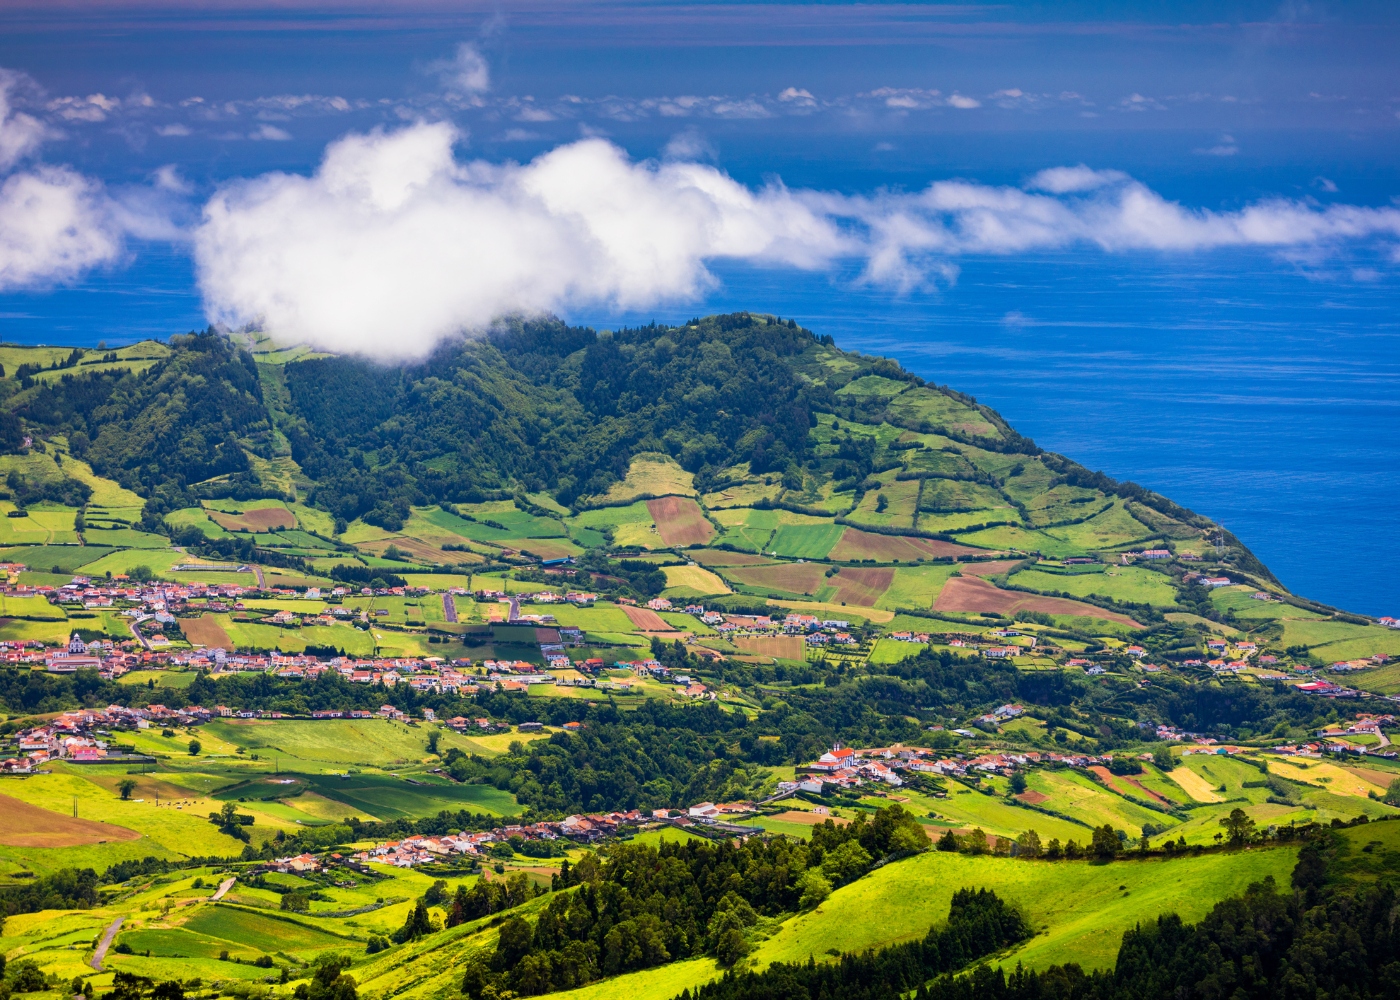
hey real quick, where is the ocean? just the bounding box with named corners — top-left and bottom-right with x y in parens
top-left (3, 242), bottom-right (1395, 616)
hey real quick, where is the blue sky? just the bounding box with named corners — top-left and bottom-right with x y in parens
top-left (0, 1), bottom-right (1397, 611)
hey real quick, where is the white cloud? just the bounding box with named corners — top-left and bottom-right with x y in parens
top-left (0, 70), bottom-right (124, 290)
top-left (663, 128), bottom-right (715, 161)
top-left (0, 166), bottom-right (122, 288)
top-left (47, 93), bottom-right (120, 122)
top-left (0, 71), bottom-right (48, 170)
top-left (195, 124), bottom-right (847, 359)
top-left (947, 93), bottom-right (981, 109)
top-left (193, 124), bottom-right (1400, 359)
top-left (778, 87), bottom-right (816, 107)
top-left (437, 43), bottom-right (490, 97)
top-left (152, 165), bottom-right (192, 194)
top-left (1026, 165), bottom-right (1127, 194)
top-left (250, 124), bottom-right (291, 141)
top-left (156, 123), bottom-right (192, 137)
top-left (1195, 134), bottom-right (1239, 156)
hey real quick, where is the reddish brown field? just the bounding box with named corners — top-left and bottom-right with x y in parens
top-left (829, 528), bottom-right (981, 562)
top-left (725, 562), bottom-right (827, 596)
top-left (733, 636), bottom-right (806, 660)
top-left (827, 566), bottom-right (894, 607)
top-left (209, 507), bottom-right (296, 532)
top-left (0, 794), bottom-right (139, 848)
top-left (183, 613), bottom-right (233, 649)
top-left (620, 606), bottom-right (675, 631)
top-left (934, 575), bottom-right (1141, 627)
top-left (647, 497), bottom-right (715, 547)
top-left (1088, 767), bottom-right (1171, 806)
top-left (957, 560), bottom-right (1025, 578)
top-left (690, 549), bottom-right (776, 568)
top-left (1015, 789), bottom-right (1050, 805)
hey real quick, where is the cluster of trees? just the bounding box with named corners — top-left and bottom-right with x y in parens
top-left (458, 807), bottom-right (928, 997)
top-left (683, 888), bottom-right (1031, 1000)
top-left (0, 868), bottom-right (98, 915)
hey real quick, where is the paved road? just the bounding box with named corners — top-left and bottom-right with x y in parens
top-left (253, 566), bottom-right (266, 588)
top-left (443, 593), bottom-right (457, 623)
top-left (128, 620), bottom-right (151, 651)
top-left (508, 596), bottom-right (520, 622)
top-left (90, 917), bottom-right (124, 971)
top-left (211, 876), bottom-right (236, 900)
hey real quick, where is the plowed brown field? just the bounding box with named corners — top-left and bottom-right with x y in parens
top-left (934, 575), bottom-right (1141, 627)
top-left (829, 528), bottom-right (981, 562)
top-left (647, 497), bottom-right (715, 547)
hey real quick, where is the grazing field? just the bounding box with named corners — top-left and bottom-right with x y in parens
top-left (876, 564), bottom-right (959, 610)
top-left (732, 636), bottom-right (805, 660)
top-left (935, 575), bottom-right (1142, 627)
top-left (0, 792), bottom-right (140, 847)
top-left (203, 718), bottom-right (445, 768)
top-left (725, 561), bottom-right (827, 597)
top-left (748, 846), bottom-right (1298, 975)
top-left (847, 478), bottom-right (921, 530)
top-left (586, 454), bottom-right (695, 506)
top-left (688, 549), bottom-right (777, 567)
top-left (181, 905), bottom-right (348, 956)
top-left (867, 638), bottom-right (926, 664)
top-left (299, 773), bottom-right (522, 819)
top-left (1011, 565), bottom-right (1179, 607)
top-left (646, 496), bottom-right (714, 547)
top-left (825, 566), bottom-right (894, 606)
top-left (769, 522), bottom-right (846, 559)
top-left (660, 564), bottom-right (731, 596)
top-left (957, 559), bottom-right (1026, 577)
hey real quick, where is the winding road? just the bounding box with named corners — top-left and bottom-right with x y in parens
top-left (90, 917), bottom-right (124, 971)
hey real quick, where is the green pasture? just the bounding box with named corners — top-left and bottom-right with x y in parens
top-left (910, 785), bottom-right (1086, 844)
top-left (1011, 565), bottom-right (1178, 607)
top-left (749, 845), bottom-right (1298, 974)
top-left (876, 564), bottom-right (958, 610)
top-left (76, 548), bottom-right (185, 577)
top-left (769, 521), bottom-right (845, 559)
top-left (299, 773), bottom-right (522, 819)
top-left (867, 638), bottom-right (926, 665)
top-left (0, 545), bottom-right (117, 574)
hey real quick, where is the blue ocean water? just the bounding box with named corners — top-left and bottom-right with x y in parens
top-left (4, 243), bottom-right (1394, 616)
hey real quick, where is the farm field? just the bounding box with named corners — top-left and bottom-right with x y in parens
top-left (1009, 565), bottom-right (1179, 607)
top-left (827, 527), bottom-right (980, 562)
top-left (646, 496), bottom-right (714, 547)
top-left (935, 575), bottom-right (1142, 627)
top-left (660, 564), bottom-right (731, 597)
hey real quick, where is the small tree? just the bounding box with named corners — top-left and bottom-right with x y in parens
top-left (1008, 772), bottom-right (1027, 795)
top-left (936, 828), bottom-right (959, 852)
top-left (426, 730), bottom-right (441, 754)
top-left (1152, 746), bottom-right (1175, 771)
top-left (1384, 777), bottom-right (1400, 807)
top-left (394, 900), bottom-right (433, 944)
top-left (118, 779), bottom-right (137, 800)
top-left (963, 828), bottom-right (989, 855)
top-left (1016, 829), bottom-right (1042, 859)
top-left (796, 868), bottom-right (831, 909)
top-left (1221, 807), bottom-right (1257, 846)
top-left (1091, 824), bottom-right (1119, 860)
top-left (188, 739), bottom-right (201, 756)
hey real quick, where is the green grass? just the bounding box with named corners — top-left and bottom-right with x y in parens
top-left (1011, 566), bottom-right (1178, 607)
top-left (300, 773), bottom-right (521, 819)
top-left (75, 548), bottom-right (185, 577)
top-left (867, 638), bottom-right (926, 664)
top-left (0, 593), bottom-right (68, 618)
top-left (83, 527), bottom-right (172, 548)
top-left (0, 544), bottom-right (117, 573)
top-left (204, 718), bottom-right (443, 768)
top-left (181, 904), bottom-right (349, 956)
top-left (912, 784), bottom-right (1087, 843)
top-left (769, 522), bottom-right (845, 559)
top-left (749, 845), bottom-right (1298, 974)
top-left (549, 957), bottom-right (722, 1000)
top-left (876, 564), bottom-right (958, 610)
top-left (1026, 770), bottom-right (1174, 838)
